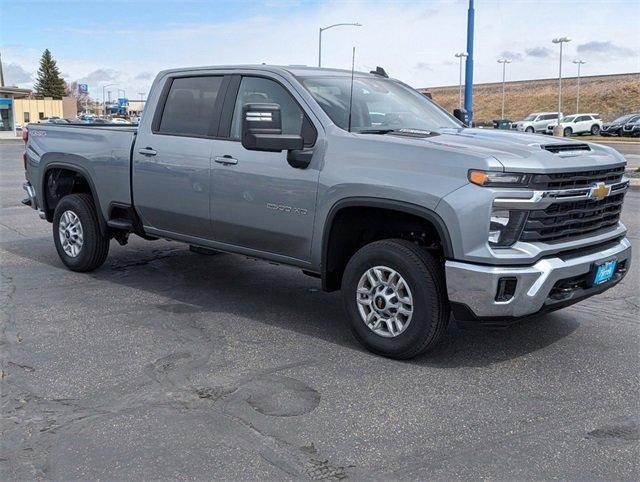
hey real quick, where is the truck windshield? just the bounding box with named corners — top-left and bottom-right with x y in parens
top-left (300, 76), bottom-right (460, 133)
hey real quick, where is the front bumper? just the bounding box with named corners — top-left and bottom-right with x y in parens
top-left (445, 237), bottom-right (631, 322)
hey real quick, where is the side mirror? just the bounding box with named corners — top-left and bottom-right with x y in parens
top-left (453, 108), bottom-right (468, 125)
top-left (241, 103), bottom-right (304, 152)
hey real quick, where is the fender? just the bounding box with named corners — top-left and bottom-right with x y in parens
top-left (320, 197), bottom-right (454, 290)
top-left (41, 161), bottom-right (108, 236)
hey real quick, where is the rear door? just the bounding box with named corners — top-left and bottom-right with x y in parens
top-left (574, 115), bottom-right (591, 134)
top-left (209, 74), bottom-right (321, 263)
top-left (133, 74), bottom-right (228, 238)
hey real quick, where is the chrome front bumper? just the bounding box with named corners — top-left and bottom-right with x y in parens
top-left (446, 237), bottom-right (631, 320)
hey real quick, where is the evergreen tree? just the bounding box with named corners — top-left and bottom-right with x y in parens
top-left (34, 49), bottom-right (67, 98)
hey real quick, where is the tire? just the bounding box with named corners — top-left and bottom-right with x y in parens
top-left (591, 124), bottom-right (600, 135)
top-left (564, 127), bottom-right (572, 137)
top-left (53, 193), bottom-right (110, 272)
top-left (341, 239), bottom-right (449, 359)
top-left (525, 126), bottom-right (534, 133)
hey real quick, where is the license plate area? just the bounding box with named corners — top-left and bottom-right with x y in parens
top-left (592, 258), bottom-right (618, 285)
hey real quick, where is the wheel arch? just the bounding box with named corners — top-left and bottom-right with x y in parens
top-left (320, 197), bottom-right (454, 292)
top-left (41, 161), bottom-right (107, 236)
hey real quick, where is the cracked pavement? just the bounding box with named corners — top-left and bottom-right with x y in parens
top-left (1, 140), bottom-right (639, 479)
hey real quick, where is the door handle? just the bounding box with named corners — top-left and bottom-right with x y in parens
top-left (214, 155), bottom-right (238, 166)
top-left (138, 147), bottom-right (157, 156)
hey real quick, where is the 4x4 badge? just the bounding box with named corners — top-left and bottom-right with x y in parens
top-left (589, 182), bottom-right (610, 201)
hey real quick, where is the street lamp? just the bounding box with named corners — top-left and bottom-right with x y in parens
top-left (552, 36), bottom-right (571, 135)
top-left (573, 59), bottom-right (586, 113)
top-left (318, 22), bottom-right (362, 67)
top-left (102, 83), bottom-right (117, 117)
top-left (497, 58), bottom-right (512, 119)
top-left (454, 52), bottom-right (468, 108)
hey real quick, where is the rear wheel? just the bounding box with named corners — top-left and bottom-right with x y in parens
top-left (564, 127), bottom-right (573, 137)
top-left (590, 124), bottom-right (601, 135)
top-left (341, 239), bottom-right (449, 359)
top-left (53, 194), bottom-right (109, 272)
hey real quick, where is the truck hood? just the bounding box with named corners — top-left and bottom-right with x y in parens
top-left (383, 127), bottom-right (626, 173)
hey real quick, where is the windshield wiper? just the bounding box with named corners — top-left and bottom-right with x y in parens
top-left (355, 128), bottom-right (437, 137)
top-left (354, 128), bottom-right (396, 134)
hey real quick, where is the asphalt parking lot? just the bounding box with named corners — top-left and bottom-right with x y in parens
top-left (1, 139), bottom-right (638, 480)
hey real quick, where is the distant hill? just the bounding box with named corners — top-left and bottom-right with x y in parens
top-left (420, 73), bottom-right (640, 125)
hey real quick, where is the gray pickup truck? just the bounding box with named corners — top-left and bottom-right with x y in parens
top-left (22, 65), bottom-right (631, 358)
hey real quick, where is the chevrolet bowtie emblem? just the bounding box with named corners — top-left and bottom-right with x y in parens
top-left (589, 182), bottom-right (611, 201)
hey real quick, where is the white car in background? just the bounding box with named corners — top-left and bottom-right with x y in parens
top-left (511, 112), bottom-right (562, 133)
top-left (110, 117), bottom-right (132, 124)
top-left (546, 114), bottom-right (602, 137)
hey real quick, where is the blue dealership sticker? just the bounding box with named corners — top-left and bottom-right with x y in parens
top-left (593, 259), bottom-right (617, 285)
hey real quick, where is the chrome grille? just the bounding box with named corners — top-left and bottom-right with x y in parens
top-left (528, 166), bottom-right (625, 190)
top-left (521, 192), bottom-right (624, 243)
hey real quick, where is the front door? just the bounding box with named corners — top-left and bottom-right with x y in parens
top-left (133, 75), bottom-right (227, 238)
top-left (210, 75), bottom-right (321, 262)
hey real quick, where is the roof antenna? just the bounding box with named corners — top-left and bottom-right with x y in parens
top-left (347, 47), bottom-right (356, 133)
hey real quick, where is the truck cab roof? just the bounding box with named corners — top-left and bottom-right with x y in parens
top-left (156, 64), bottom-right (383, 79)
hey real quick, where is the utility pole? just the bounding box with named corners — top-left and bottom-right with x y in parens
top-left (497, 58), bottom-right (511, 119)
top-left (552, 36), bottom-right (571, 135)
top-left (102, 83), bottom-right (117, 117)
top-left (463, 0), bottom-right (475, 124)
top-left (573, 59), bottom-right (586, 113)
top-left (455, 52), bottom-right (468, 108)
top-left (318, 23), bottom-right (362, 67)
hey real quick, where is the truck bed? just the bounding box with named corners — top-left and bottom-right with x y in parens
top-left (26, 123), bottom-right (138, 222)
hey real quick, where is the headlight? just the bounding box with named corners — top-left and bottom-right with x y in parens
top-left (469, 170), bottom-right (530, 187)
top-left (489, 209), bottom-right (528, 247)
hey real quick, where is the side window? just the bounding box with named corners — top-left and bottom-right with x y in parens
top-left (24, 112), bottom-right (30, 123)
top-left (157, 76), bottom-right (223, 137)
top-left (230, 77), bottom-right (305, 142)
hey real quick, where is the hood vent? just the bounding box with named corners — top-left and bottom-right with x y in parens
top-left (541, 143), bottom-right (591, 154)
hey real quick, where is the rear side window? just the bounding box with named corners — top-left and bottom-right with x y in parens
top-left (158, 76), bottom-right (223, 137)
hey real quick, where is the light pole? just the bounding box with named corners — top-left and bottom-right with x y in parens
top-left (497, 58), bottom-right (511, 119)
top-left (455, 52), bottom-right (468, 108)
top-left (573, 59), bottom-right (586, 113)
top-left (552, 36), bottom-right (571, 135)
top-left (102, 83), bottom-right (117, 117)
top-left (318, 22), bottom-right (362, 67)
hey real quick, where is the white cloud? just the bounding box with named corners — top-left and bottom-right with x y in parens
top-left (2, 0), bottom-right (638, 99)
top-left (3, 62), bottom-right (33, 86)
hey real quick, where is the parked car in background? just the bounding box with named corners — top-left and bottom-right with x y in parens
top-left (511, 112), bottom-right (561, 133)
top-left (601, 114), bottom-right (639, 136)
top-left (40, 117), bottom-right (70, 124)
top-left (622, 115), bottom-right (640, 137)
top-left (546, 114), bottom-right (603, 136)
top-left (110, 117), bottom-right (132, 124)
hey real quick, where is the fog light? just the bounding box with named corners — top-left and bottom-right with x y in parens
top-left (489, 209), bottom-right (528, 247)
top-left (495, 277), bottom-right (517, 302)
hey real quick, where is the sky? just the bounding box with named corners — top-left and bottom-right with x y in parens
top-left (1, 0), bottom-right (639, 102)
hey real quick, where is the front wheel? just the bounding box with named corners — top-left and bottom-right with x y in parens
top-left (525, 126), bottom-right (534, 133)
top-left (341, 239), bottom-right (449, 359)
top-left (591, 124), bottom-right (601, 135)
top-left (53, 194), bottom-right (110, 272)
top-left (564, 127), bottom-right (573, 137)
